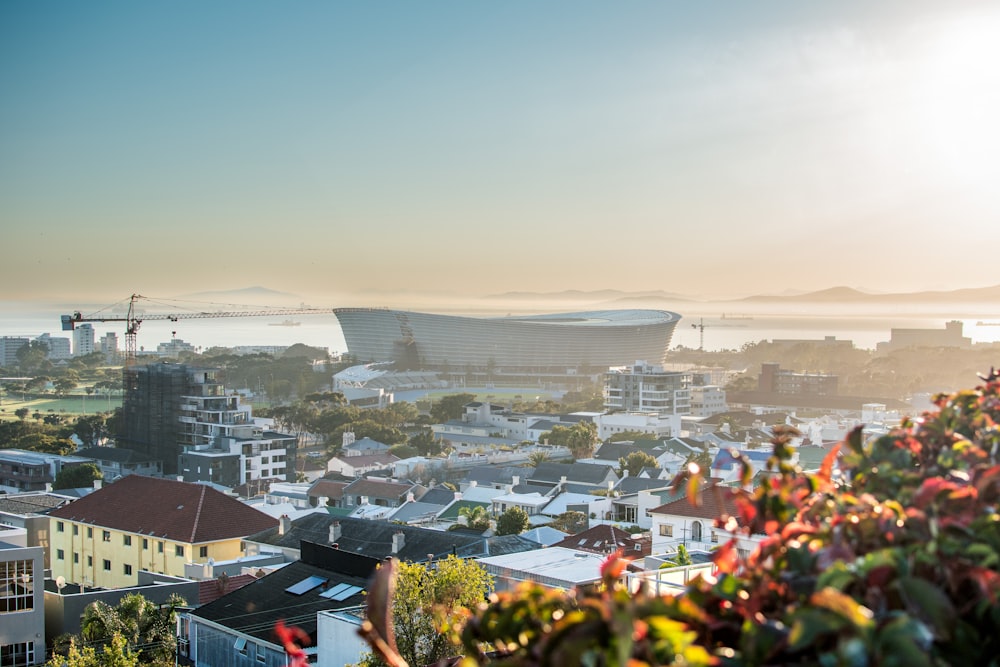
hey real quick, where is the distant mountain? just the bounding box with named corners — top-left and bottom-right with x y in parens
top-left (485, 289), bottom-right (693, 301)
top-left (740, 284), bottom-right (1000, 303)
top-left (180, 286), bottom-right (300, 302)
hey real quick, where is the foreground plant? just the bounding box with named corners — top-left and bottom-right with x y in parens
top-left (362, 370), bottom-right (1000, 666)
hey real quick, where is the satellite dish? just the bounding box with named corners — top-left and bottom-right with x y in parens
top-left (55, 576), bottom-right (66, 590)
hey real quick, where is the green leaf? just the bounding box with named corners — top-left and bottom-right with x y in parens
top-left (896, 576), bottom-right (955, 638)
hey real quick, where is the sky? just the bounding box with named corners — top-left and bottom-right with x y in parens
top-left (2, 1), bottom-right (1000, 306)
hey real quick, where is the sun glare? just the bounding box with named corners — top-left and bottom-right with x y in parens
top-left (910, 12), bottom-right (1000, 200)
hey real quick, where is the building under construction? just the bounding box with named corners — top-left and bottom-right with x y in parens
top-left (118, 362), bottom-right (200, 475)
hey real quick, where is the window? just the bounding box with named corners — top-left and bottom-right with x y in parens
top-left (711, 531), bottom-right (719, 544)
top-left (73, 552), bottom-right (79, 564)
top-left (175, 545), bottom-right (184, 558)
top-left (57, 521), bottom-right (65, 533)
top-left (0, 642), bottom-right (36, 666)
top-left (124, 564), bottom-right (132, 576)
top-left (142, 539), bottom-right (148, 550)
top-left (123, 535), bottom-right (132, 546)
top-left (73, 525), bottom-right (78, 536)
top-left (235, 637), bottom-right (247, 655)
top-left (199, 546), bottom-right (208, 559)
top-left (659, 524), bottom-right (673, 537)
top-left (87, 527), bottom-right (93, 538)
top-left (87, 556), bottom-right (93, 567)
top-left (158, 541), bottom-right (164, 553)
top-left (56, 549), bottom-right (65, 560)
top-left (103, 560), bottom-right (111, 571)
top-left (256, 647), bottom-right (266, 663)
top-left (691, 521), bottom-right (703, 542)
top-left (102, 531), bottom-right (111, 542)
top-left (0, 559), bottom-right (34, 612)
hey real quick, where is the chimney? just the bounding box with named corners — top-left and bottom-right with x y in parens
top-left (512, 475), bottom-right (520, 487)
top-left (453, 491), bottom-right (463, 502)
top-left (278, 515), bottom-right (291, 536)
top-left (391, 531), bottom-right (405, 554)
top-left (93, 479), bottom-right (103, 490)
top-left (329, 521), bottom-right (342, 544)
top-left (406, 492), bottom-right (415, 503)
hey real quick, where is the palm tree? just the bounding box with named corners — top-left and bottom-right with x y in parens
top-left (458, 505), bottom-right (491, 531)
top-left (80, 592), bottom-right (185, 664)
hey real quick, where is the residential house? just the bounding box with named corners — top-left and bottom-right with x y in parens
top-left (477, 546), bottom-right (614, 592)
top-left (550, 525), bottom-right (652, 559)
top-left (186, 541), bottom-right (379, 667)
top-left (0, 450), bottom-right (93, 494)
top-left (648, 483), bottom-right (764, 558)
top-left (73, 447), bottom-right (163, 481)
top-left (47, 475), bottom-right (278, 588)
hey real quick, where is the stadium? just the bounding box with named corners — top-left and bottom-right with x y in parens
top-left (333, 308), bottom-right (681, 376)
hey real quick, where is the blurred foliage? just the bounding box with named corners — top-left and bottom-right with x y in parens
top-left (360, 370), bottom-right (1000, 666)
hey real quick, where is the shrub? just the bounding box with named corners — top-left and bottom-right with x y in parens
top-left (363, 370), bottom-right (1000, 666)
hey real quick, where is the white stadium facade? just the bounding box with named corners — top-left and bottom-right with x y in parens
top-left (333, 308), bottom-right (682, 374)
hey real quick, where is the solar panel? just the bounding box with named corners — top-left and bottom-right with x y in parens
top-left (319, 582), bottom-right (352, 599)
top-left (330, 585), bottom-right (363, 601)
top-left (285, 575), bottom-right (327, 595)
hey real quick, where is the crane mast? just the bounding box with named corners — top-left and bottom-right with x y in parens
top-left (61, 294), bottom-right (331, 365)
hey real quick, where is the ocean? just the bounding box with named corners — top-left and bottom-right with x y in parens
top-left (2, 301), bottom-right (999, 355)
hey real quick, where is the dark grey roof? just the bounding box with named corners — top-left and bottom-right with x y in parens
top-left (190, 541), bottom-right (378, 645)
top-left (247, 515), bottom-right (488, 562)
top-left (418, 486), bottom-right (458, 505)
top-left (0, 493), bottom-right (72, 515)
top-left (531, 461), bottom-right (618, 485)
top-left (485, 534), bottom-right (543, 556)
top-left (593, 441), bottom-right (660, 461)
top-left (74, 447), bottom-right (156, 463)
top-left (464, 466), bottom-right (533, 486)
top-left (615, 477), bottom-right (675, 494)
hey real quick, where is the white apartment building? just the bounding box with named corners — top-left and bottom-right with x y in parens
top-left (593, 412), bottom-right (682, 441)
top-left (689, 385), bottom-right (728, 417)
top-left (604, 361), bottom-right (691, 416)
top-left (34, 334), bottom-right (71, 361)
top-left (72, 324), bottom-right (95, 356)
top-left (100, 332), bottom-right (119, 363)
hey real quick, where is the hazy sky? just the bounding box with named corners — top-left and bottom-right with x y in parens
top-left (3, 1), bottom-right (999, 305)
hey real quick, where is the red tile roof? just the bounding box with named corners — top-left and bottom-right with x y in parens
top-left (648, 484), bottom-right (741, 521)
top-left (49, 475), bottom-right (278, 543)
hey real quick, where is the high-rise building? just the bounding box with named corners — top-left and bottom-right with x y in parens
top-left (0, 337), bottom-right (29, 368)
top-left (72, 323), bottom-right (95, 357)
top-left (603, 361), bottom-right (692, 415)
top-left (100, 332), bottom-right (119, 363)
top-left (34, 334), bottom-right (71, 361)
top-left (118, 363), bottom-right (296, 481)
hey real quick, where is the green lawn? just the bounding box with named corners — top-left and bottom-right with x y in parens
top-left (0, 393), bottom-right (121, 420)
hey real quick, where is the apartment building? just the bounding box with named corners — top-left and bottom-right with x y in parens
top-left (47, 475), bottom-right (277, 588)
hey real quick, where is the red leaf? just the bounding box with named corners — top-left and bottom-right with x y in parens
top-left (817, 443), bottom-right (841, 486)
top-left (601, 549), bottom-right (627, 580)
top-left (712, 539), bottom-right (740, 574)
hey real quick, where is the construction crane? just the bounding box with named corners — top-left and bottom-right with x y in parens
top-left (691, 318), bottom-right (709, 352)
top-left (61, 294), bottom-right (331, 364)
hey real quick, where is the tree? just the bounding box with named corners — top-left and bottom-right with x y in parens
top-left (79, 592), bottom-right (185, 664)
top-left (495, 506), bottom-right (529, 536)
top-left (527, 451), bottom-right (548, 467)
top-left (358, 556), bottom-right (493, 667)
top-left (15, 339), bottom-right (50, 373)
top-left (75, 414), bottom-right (109, 448)
top-left (430, 393), bottom-right (476, 423)
top-left (15, 407), bottom-right (29, 420)
top-left (399, 370), bottom-right (1000, 666)
top-left (547, 510), bottom-right (588, 534)
top-left (618, 450), bottom-right (659, 477)
top-left (539, 421), bottom-right (598, 459)
top-left (47, 633), bottom-right (139, 667)
top-left (54, 463), bottom-right (103, 490)
top-left (458, 505), bottom-right (491, 531)
top-left (683, 449), bottom-right (713, 475)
